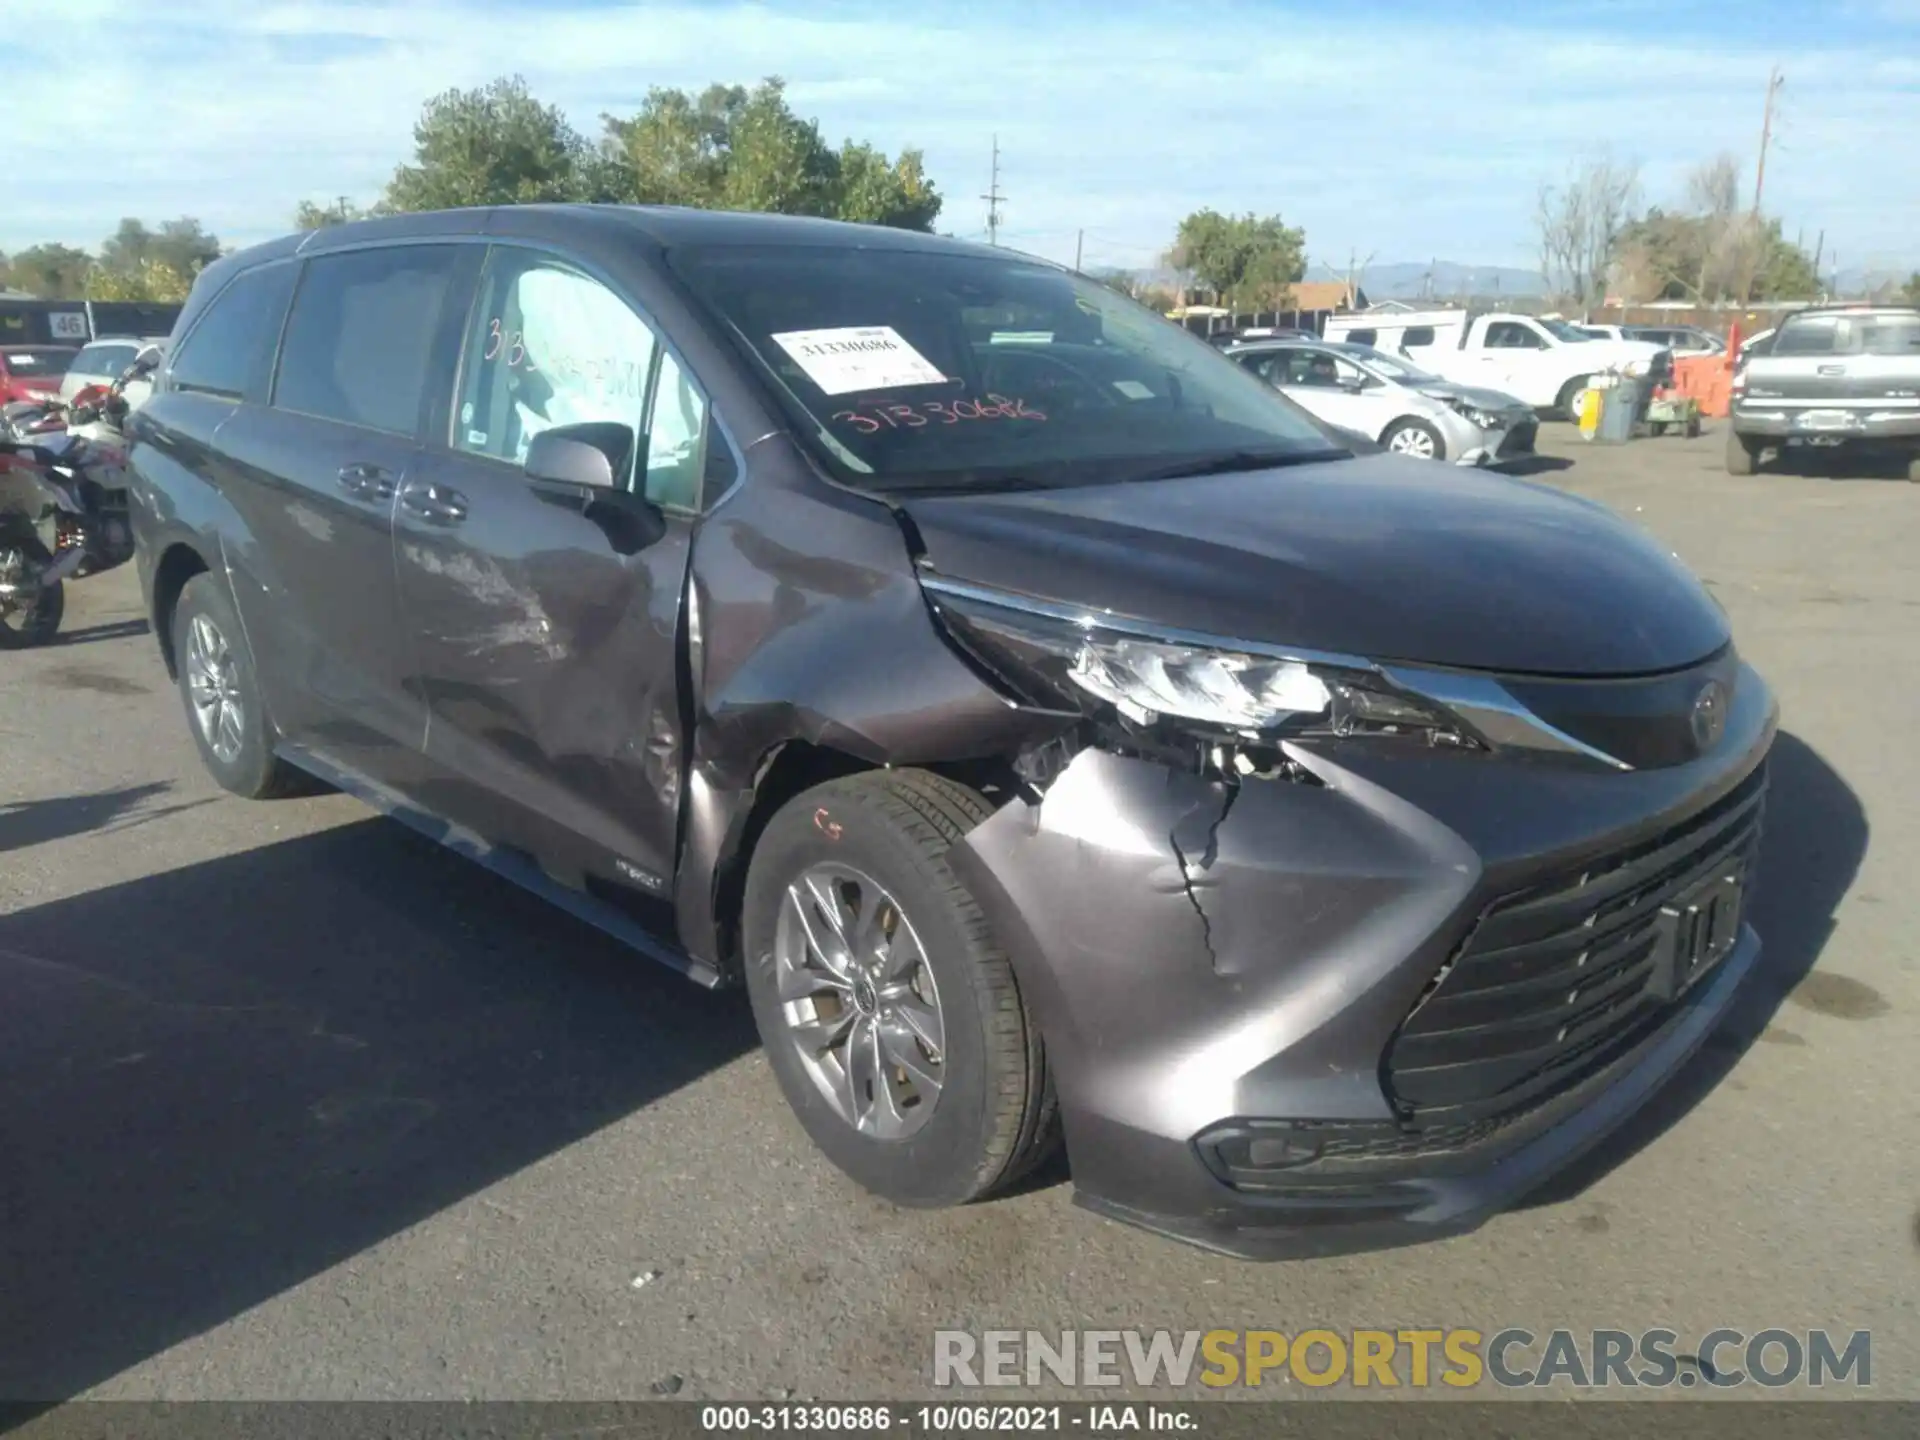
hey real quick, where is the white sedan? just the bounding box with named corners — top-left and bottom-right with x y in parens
top-left (1228, 340), bottom-right (1538, 465)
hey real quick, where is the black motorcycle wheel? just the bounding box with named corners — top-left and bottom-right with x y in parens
top-left (0, 533), bottom-right (64, 649)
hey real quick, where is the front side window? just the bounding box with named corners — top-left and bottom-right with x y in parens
top-left (667, 243), bottom-right (1339, 493)
top-left (1487, 322), bottom-right (1544, 350)
top-left (454, 249), bottom-right (659, 475)
top-left (274, 245), bottom-right (460, 435)
top-left (170, 263), bottom-right (298, 400)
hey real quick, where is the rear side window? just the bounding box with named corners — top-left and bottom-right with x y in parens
top-left (1402, 325), bottom-right (1436, 346)
top-left (170, 264), bottom-right (298, 401)
top-left (275, 245), bottom-right (460, 435)
top-left (1346, 328), bottom-right (1378, 346)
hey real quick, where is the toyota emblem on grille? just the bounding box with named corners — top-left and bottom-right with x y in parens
top-left (1690, 680), bottom-right (1727, 751)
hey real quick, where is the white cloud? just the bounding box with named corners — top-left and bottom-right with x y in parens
top-left (3, 0), bottom-right (1915, 273)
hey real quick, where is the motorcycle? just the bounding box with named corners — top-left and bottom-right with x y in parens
top-left (0, 346), bottom-right (158, 648)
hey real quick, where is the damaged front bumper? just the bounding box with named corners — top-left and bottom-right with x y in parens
top-left (946, 669), bottom-right (1776, 1260)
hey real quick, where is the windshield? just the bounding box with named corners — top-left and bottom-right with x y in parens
top-left (667, 243), bottom-right (1344, 491)
top-left (3, 347), bottom-right (76, 376)
top-left (1539, 319), bottom-right (1595, 343)
top-left (1331, 343), bottom-right (1443, 385)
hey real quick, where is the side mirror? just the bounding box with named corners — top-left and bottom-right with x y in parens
top-left (1339, 373), bottom-right (1369, 392)
top-left (131, 344), bottom-right (164, 376)
top-left (524, 421), bottom-right (634, 488)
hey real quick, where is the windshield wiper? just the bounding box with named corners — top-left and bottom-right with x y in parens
top-left (1116, 447), bottom-right (1349, 483)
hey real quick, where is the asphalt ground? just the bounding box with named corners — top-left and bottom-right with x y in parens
top-left (1, 423), bottom-right (1914, 1403)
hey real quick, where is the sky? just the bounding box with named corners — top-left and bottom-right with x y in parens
top-left (3, 0), bottom-right (1917, 279)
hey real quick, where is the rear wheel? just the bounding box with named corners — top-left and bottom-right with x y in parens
top-left (1726, 429), bottom-right (1762, 476)
top-left (742, 769), bottom-right (1059, 1207)
top-left (171, 574), bottom-right (312, 798)
top-left (1381, 417), bottom-right (1445, 461)
top-left (0, 533), bottom-right (63, 649)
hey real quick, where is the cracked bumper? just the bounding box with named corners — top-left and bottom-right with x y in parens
top-left (947, 673), bottom-right (1776, 1260)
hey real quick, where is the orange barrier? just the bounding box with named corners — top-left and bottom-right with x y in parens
top-left (1669, 354), bottom-right (1734, 419)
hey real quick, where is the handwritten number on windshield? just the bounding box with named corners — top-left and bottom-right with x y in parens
top-left (832, 395), bottom-right (1047, 434)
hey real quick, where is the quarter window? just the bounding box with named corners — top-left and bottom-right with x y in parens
top-left (643, 350), bottom-right (711, 510)
top-left (274, 245), bottom-right (460, 435)
top-left (170, 263), bottom-right (297, 401)
top-left (1402, 325), bottom-right (1436, 346)
top-left (454, 249), bottom-right (659, 477)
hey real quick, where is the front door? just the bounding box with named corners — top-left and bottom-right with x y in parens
top-left (392, 245), bottom-right (716, 898)
top-left (1255, 346), bottom-right (1386, 436)
top-left (212, 243), bottom-right (465, 784)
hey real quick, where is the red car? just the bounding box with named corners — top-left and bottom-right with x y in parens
top-left (0, 344), bottom-right (77, 404)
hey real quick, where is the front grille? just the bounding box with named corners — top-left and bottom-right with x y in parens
top-left (1497, 421), bottom-right (1538, 458)
top-left (1384, 764), bottom-right (1767, 1128)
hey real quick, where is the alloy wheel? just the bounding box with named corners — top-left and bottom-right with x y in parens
top-left (774, 862), bottom-right (946, 1141)
top-left (1387, 425), bottom-right (1437, 458)
top-left (185, 612), bottom-right (246, 764)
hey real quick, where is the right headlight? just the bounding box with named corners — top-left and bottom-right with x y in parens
top-left (927, 583), bottom-right (1481, 750)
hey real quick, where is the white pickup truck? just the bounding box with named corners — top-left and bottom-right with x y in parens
top-left (1321, 309), bottom-right (1670, 418)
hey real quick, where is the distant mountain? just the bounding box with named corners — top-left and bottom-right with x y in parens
top-left (1305, 261), bottom-right (1548, 299)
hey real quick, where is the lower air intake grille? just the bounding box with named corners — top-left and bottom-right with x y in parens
top-left (1384, 764), bottom-right (1767, 1128)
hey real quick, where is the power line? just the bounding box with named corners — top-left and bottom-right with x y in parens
top-left (981, 136), bottom-right (1006, 247)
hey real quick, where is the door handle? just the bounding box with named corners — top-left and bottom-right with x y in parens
top-left (400, 481), bottom-right (469, 525)
top-left (337, 462), bottom-right (395, 501)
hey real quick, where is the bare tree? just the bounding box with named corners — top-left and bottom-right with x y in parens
top-left (1535, 154), bottom-right (1642, 307)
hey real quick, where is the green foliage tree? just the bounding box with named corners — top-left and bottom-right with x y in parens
top-left (602, 78), bottom-right (940, 229)
top-left (99, 217), bottom-right (220, 281)
top-left (87, 257), bottom-right (197, 303)
top-left (4, 243), bottom-right (94, 298)
top-left (385, 75), bottom-right (610, 211)
top-left (294, 198), bottom-right (384, 230)
top-left (1169, 209), bottom-right (1305, 310)
top-left (1903, 272), bottom-right (1920, 305)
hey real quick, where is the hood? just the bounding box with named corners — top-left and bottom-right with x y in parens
top-left (902, 454), bottom-right (1729, 677)
top-left (1413, 380), bottom-right (1531, 413)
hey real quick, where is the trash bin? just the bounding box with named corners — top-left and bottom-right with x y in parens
top-left (1594, 376), bottom-right (1642, 444)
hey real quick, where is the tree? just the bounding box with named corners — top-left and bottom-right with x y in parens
top-left (1168, 210), bottom-right (1306, 310)
top-left (385, 75), bottom-right (608, 212)
top-left (601, 78), bottom-right (940, 229)
top-left (1754, 220), bottom-right (1821, 301)
top-left (3, 243), bottom-right (93, 298)
top-left (294, 198), bottom-right (382, 230)
top-left (1536, 155), bottom-right (1641, 305)
top-left (86, 257), bottom-right (197, 303)
top-left (1899, 272), bottom-right (1920, 305)
top-left (99, 217), bottom-right (220, 281)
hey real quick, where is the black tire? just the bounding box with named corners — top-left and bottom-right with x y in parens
top-left (171, 574), bottom-right (312, 799)
top-left (1726, 429), bottom-right (1761, 476)
top-left (0, 533), bottom-right (62, 649)
top-left (1380, 417), bottom-right (1446, 462)
top-left (1555, 375), bottom-right (1594, 421)
top-left (742, 769), bottom-right (1059, 1208)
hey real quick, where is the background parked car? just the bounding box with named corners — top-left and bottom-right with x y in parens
top-left (1228, 338), bottom-right (1537, 464)
top-left (1625, 324), bottom-right (1725, 356)
top-left (0, 345), bottom-right (77, 404)
top-left (59, 336), bottom-right (169, 411)
top-left (1727, 305), bottom-right (1920, 480)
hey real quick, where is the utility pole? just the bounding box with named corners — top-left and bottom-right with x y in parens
top-left (1074, 230), bottom-right (1083, 272)
top-left (982, 137), bottom-right (1005, 247)
top-left (1730, 66), bottom-right (1785, 356)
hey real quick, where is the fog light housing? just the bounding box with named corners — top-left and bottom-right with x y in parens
top-left (1195, 1120), bottom-right (1327, 1191)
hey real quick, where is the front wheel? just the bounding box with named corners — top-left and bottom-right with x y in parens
top-left (1556, 374), bottom-right (1595, 422)
top-left (1381, 417), bottom-right (1446, 461)
top-left (742, 769), bottom-right (1059, 1208)
top-left (0, 533), bottom-right (64, 649)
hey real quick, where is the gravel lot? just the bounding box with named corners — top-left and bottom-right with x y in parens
top-left (1, 424), bottom-right (1914, 1403)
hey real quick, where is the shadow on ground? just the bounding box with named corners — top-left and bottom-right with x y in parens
top-left (0, 818), bottom-right (758, 1401)
top-left (1500, 454), bottom-right (1575, 476)
top-left (0, 782), bottom-right (212, 855)
top-left (50, 618), bottom-right (152, 647)
top-left (1519, 729), bottom-right (1867, 1207)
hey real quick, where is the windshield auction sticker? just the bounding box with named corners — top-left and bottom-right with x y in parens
top-left (771, 326), bottom-right (949, 395)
